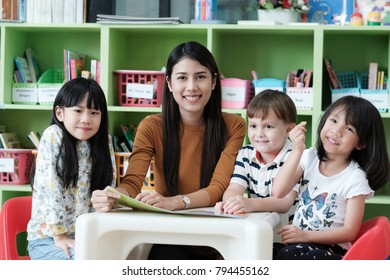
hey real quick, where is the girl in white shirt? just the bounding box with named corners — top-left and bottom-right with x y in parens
top-left (272, 96), bottom-right (389, 260)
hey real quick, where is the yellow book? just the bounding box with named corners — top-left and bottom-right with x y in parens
top-left (380, 71), bottom-right (385, 90)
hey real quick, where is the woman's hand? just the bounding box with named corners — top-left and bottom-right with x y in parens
top-left (53, 234), bottom-right (75, 259)
top-left (135, 192), bottom-right (183, 211)
top-left (91, 186), bottom-right (121, 212)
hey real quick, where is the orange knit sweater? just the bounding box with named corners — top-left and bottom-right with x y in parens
top-left (120, 112), bottom-right (246, 205)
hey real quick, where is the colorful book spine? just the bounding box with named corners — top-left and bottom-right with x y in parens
top-left (70, 58), bottom-right (84, 80)
top-left (25, 47), bottom-right (41, 83)
top-left (96, 60), bottom-right (101, 84)
top-left (90, 59), bottom-right (97, 80)
top-left (368, 62), bottom-right (378, 90)
top-left (14, 57), bottom-right (33, 83)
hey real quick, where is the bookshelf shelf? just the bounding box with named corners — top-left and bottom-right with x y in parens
top-left (0, 23), bottom-right (389, 220)
top-left (0, 185), bottom-right (32, 210)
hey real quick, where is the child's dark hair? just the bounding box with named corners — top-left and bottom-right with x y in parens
top-left (317, 96), bottom-right (389, 190)
top-left (31, 77), bottom-right (113, 194)
top-left (247, 89), bottom-right (297, 124)
top-left (162, 41), bottom-right (227, 195)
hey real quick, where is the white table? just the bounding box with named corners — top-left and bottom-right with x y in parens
top-left (75, 208), bottom-right (284, 260)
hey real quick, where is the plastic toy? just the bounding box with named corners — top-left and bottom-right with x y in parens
top-left (382, 11), bottom-right (390, 25)
top-left (350, 12), bottom-right (364, 26)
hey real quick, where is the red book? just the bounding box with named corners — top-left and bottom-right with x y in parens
top-left (64, 49), bottom-right (85, 81)
top-left (70, 58), bottom-right (84, 80)
top-left (304, 69), bottom-right (312, 88)
top-left (96, 60), bottom-right (100, 84)
top-left (63, 49), bottom-right (68, 81)
top-left (324, 57), bottom-right (341, 89)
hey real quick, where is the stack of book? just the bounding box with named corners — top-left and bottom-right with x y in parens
top-left (96, 14), bottom-right (182, 25)
top-left (0, 0), bottom-right (86, 23)
top-left (368, 62), bottom-right (386, 90)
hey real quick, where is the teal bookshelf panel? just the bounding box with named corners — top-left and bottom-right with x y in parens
top-left (0, 185), bottom-right (32, 209)
top-left (3, 25), bottom-right (101, 105)
top-left (106, 26), bottom-right (208, 106)
top-left (211, 28), bottom-right (315, 81)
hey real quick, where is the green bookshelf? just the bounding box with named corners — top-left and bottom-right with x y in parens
top-left (0, 23), bottom-right (389, 221)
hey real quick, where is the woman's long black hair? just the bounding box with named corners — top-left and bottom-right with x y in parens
top-left (31, 77), bottom-right (113, 195)
top-left (162, 41), bottom-right (228, 196)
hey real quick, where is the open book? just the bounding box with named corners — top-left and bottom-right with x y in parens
top-left (106, 187), bottom-right (246, 219)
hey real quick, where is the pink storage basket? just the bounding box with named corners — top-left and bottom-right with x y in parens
top-left (221, 78), bottom-right (254, 109)
top-left (114, 70), bottom-right (165, 107)
top-left (0, 149), bottom-right (34, 185)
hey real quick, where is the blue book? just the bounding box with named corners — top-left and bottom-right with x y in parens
top-left (14, 56), bottom-right (33, 83)
top-left (120, 124), bottom-right (136, 152)
top-left (308, 0), bottom-right (354, 25)
top-left (18, 0), bottom-right (27, 22)
top-left (25, 47), bottom-right (41, 83)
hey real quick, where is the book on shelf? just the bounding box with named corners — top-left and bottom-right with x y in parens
top-left (0, 0), bottom-right (27, 22)
top-left (368, 62), bottom-right (378, 90)
top-left (379, 71), bottom-right (385, 90)
top-left (90, 59), bottom-right (100, 83)
top-left (23, 0), bottom-right (85, 23)
top-left (304, 69), bottom-right (312, 88)
top-left (63, 49), bottom-right (85, 81)
top-left (26, 0), bottom-right (34, 22)
top-left (1, 0), bottom-right (18, 21)
top-left (64, 0), bottom-right (85, 23)
top-left (39, 0), bottom-right (52, 23)
top-left (27, 131), bottom-right (40, 149)
top-left (18, 0), bottom-right (27, 22)
top-left (63, 0), bottom-right (76, 23)
top-left (76, 0), bottom-right (86, 23)
top-left (13, 70), bottom-right (24, 83)
top-left (70, 58), bottom-right (85, 80)
top-left (112, 135), bottom-right (121, 152)
top-left (14, 56), bottom-right (33, 83)
top-left (96, 60), bottom-right (100, 84)
top-left (51, 0), bottom-right (64, 23)
top-left (25, 47), bottom-right (41, 83)
top-left (96, 14), bottom-right (183, 24)
top-left (0, 132), bottom-right (22, 149)
top-left (120, 124), bottom-right (136, 152)
top-left (237, 20), bottom-right (282, 25)
top-left (106, 186), bottom-right (245, 218)
top-left (323, 57), bottom-right (341, 89)
top-left (289, 68), bottom-right (312, 88)
top-left (120, 142), bottom-right (131, 153)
